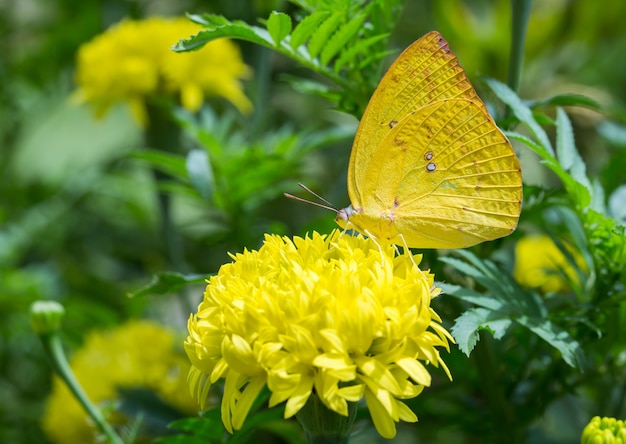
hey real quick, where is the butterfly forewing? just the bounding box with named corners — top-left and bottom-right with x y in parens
top-left (348, 31), bottom-right (483, 206)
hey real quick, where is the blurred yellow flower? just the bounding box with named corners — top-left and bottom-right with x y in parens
top-left (582, 416), bottom-right (626, 444)
top-left (74, 17), bottom-right (252, 125)
top-left (514, 235), bottom-right (585, 293)
top-left (42, 320), bottom-right (197, 444)
top-left (185, 230), bottom-right (452, 439)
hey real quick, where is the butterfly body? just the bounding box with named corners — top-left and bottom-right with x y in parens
top-left (337, 32), bottom-right (522, 249)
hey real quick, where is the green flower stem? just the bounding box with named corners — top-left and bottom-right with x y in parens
top-left (508, 0), bottom-right (532, 94)
top-left (145, 102), bottom-right (194, 316)
top-left (474, 332), bottom-right (519, 443)
top-left (248, 46), bottom-right (271, 139)
top-left (40, 332), bottom-right (125, 444)
top-left (295, 393), bottom-right (357, 444)
top-left (145, 103), bottom-right (187, 269)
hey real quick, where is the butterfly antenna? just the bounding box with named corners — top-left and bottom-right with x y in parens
top-left (284, 183), bottom-right (338, 213)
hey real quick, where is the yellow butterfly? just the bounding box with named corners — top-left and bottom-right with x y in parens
top-left (333, 31), bottom-right (522, 249)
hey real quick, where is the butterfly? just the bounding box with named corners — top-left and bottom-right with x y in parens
top-left (332, 31), bottom-right (522, 249)
top-left (288, 31), bottom-right (522, 249)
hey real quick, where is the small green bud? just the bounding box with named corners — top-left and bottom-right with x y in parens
top-left (30, 300), bottom-right (65, 334)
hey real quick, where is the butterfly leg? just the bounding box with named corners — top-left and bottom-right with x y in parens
top-left (339, 222), bottom-right (387, 265)
top-left (361, 228), bottom-right (387, 265)
top-left (392, 233), bottom-right (433, 284)
top-left (395, 233), bottom-right (417, 267)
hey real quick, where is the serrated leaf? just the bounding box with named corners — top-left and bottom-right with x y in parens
top-left (186, 149), bottom-right (214, 199)
top-left (598, 120), bottom-right (626, 147)
top-left (486, 77), bottom-right (554, 156)
top-left (556, 107), bottom-right (576, 170)
top-left (442, 252), bottom-right (584, 368)
top-left (159, 414), bottom-right (224, 443)
top-left (451, 308), bottom-right (512, 356)
top-left (608, 184), bottom-right (626, 222)
top-left (286, 77), bottom-right (342, 102)
top-left (266, 11), bottom-right (292, 45)
top-left (290, 11), bottom-right (330, 49)
top-left (320, 14), bottom-right (366, 66)
top-left (505, 131), bottom-right (552, 160)
top-left (173, 18), bottom-right (274, 52)
top-left (333, 33), bottom-right (388, 72)
top-left (591, 178), bottom-right (606, 214)
top-left (439, 283), bottom-right (505, 311)
top-left (440, 252), bottom-right (513, 298)
top-left (557, 108), bottom-right (592, 196)
top-left (187, 13), bottom-right (230, 27)
top-left (130, 150), bottom-right (187, 178)
top-left (507, 129), bottom-right (590, 207)
top-left (129, 272), bottom-right (209, 298)
top-left (307, 12), bottom-right (344, 59)
top-left (516, 317), bottom-right (584, 368)
top-left (529, 93), bottom-right (601, 110)
top-left (550, 206), bottom-right (595, 287)
top-left (358, 48), bottom-right (395, 71)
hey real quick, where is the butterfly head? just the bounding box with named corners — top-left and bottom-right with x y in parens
top-left (335, 205), bottom-right (357, 229)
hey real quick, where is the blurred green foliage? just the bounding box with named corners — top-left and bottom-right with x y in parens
top-left (2, 0), bottom-right (626, 443)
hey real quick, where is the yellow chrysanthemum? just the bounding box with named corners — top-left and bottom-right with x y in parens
top-left (42, 320), bottom-right (197, 444)
top-left (74, 17), bottom-right (251, 125)
top-left (582, 416), bottom-right (626, 444)
top-left (514, 235), bottom-right (586, 293)
top-left (185, 230), bottom-right (453, 439)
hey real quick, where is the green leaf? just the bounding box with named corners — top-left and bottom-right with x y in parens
top-left (528, 93), bottom-right (602, 110)
top-left (515, 317), bottom-right (585, 368)
top-left (548, 206), bottom-right (595, 294)
top-left (159, 414), bottom-right (224, 443)
top-left (598, 120), bottom-right (626, 147)
top-left (174, 13), bottom-right (344, 88)
top-left (608, 185), bottom-right (626, 221)
top-left (505, 130), bottom-right (553, 161)
top-left (333, 33), bottom-right (388, 73)
top-left (290, 11), bottom-right (330, 49)
top-left (442, 250), bottom-right (528, 307)
top-left (320, 13), bottom-right (366, 66)
top-left (485, 77), bottom-right (554, 156)
top-left (130, 149), bottom-right (187, 178)
top-left (129, 272), bottom-right (209, 298)
top-left (266, 11), bottom-right (292, 45)
top-left (591, 178), bottom-right (607, 214)
top-left (440, 283), bottom-right (505, 312)
top-left (187, 13), bottom-right (230, 27)
top-left (173, 15), bottom-right (274, 52)
top-left (286, 77), bottom-right (342, 102)
top-left (507, 130), bottom-right (590, 207)
top-left (555, 107), bottom-right (576, 171)
top-left (556, 107), bottom-right (592, 198)
top-left (441, 251), bottom-right (584, 368)
top-left (451, 308), bottom-right (512, 356)
top-left (186, 149), bottom-right (214, 200)
top-left (307, 12), bottom-right (344, 59)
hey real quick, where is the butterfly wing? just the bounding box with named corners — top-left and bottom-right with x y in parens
top-left (348, 31), bottom-right (482, 208)
top-left (351, 98), bottom-right (522, 249)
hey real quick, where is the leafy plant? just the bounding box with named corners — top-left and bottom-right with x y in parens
top-left (174, 0), bottom-right (407, 117)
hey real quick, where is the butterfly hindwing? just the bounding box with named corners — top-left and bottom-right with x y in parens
top-left (351, 99), bottom-right (522, 249)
